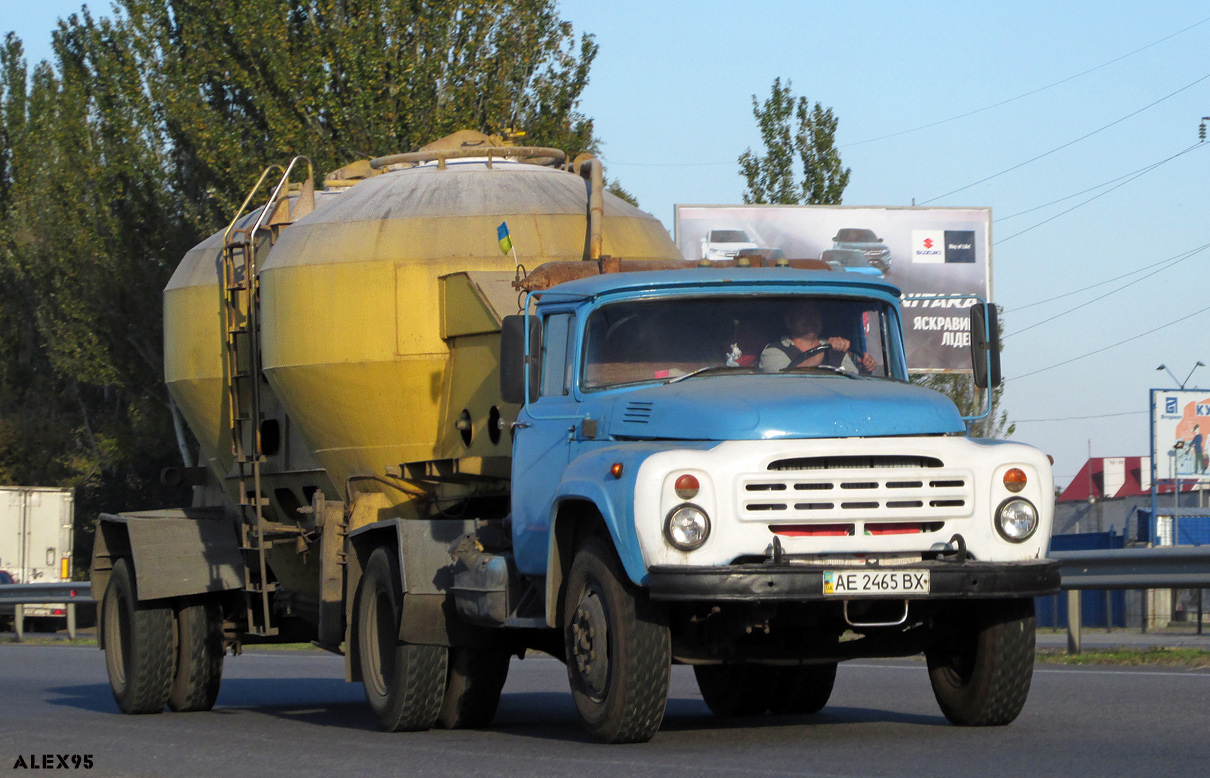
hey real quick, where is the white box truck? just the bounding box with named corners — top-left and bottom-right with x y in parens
top-left (1, 486), bottom-right (75, 631)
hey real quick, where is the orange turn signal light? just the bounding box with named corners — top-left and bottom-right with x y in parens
top-left (675, 474), bottom-right (700, 499)
top-left (1004, 468), bottom-right (1027, 493)
top-left (610, 463), bottom-right (624, 479)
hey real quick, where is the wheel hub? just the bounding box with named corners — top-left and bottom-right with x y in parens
top-left (571, 589), bottom-right (609, 698)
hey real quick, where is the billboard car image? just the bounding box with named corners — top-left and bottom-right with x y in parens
top-left (676, 205), bottom-right (991, 372)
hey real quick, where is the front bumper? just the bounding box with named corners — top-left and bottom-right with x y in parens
top-left (647, 558), bottom-right (1060, 602)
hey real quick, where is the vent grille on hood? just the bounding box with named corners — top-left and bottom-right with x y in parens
top-left (622, 401), bottom-right (654, 424)
top-left (769, 455), bottom-right (944, 471)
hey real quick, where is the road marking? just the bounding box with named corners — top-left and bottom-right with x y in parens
top-left (849, 662), bottom-right (1210, 677)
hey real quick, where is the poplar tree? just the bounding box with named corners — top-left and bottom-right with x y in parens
top-left (738, 78), bottom-right (850, 205)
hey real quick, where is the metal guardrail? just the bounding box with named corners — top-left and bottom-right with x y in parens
top-left (1049, 546), bottom-right (1210, 653)
top-left (0, 582), bottom-right (94, 605)
top-left (0, 582), bottom-right (93, 641)
top-left (1053, 547), bottom-right (1210, 589)
top-left (3, 552), bottom-right (1207, 651)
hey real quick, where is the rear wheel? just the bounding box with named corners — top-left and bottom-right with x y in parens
top-left (693, 664), bottom-right (776, 717)
top-left (101, 558), bottom-right (174, 714)
top-left (437, 647), bottom-right (511, 729)
top-left (768, 663), bottom-right (837, 715)
top-left (356, 547), bottom-right (448, 731)
top-left (563, 536), bottom-right (670, 743)
top-left (926, 598), bottom-right (1036, 726)
top-left (167, 598), bottom-right (224, 712)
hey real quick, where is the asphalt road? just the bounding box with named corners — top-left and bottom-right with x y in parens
top-left (1, 644), bottom-right (1208, 777)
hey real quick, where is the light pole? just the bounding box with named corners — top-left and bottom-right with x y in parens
top-left (1156, 361), bottom-right (1205, 389)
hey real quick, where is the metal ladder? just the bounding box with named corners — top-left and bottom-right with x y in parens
top-left (220, 157), bottom-right (314, 636)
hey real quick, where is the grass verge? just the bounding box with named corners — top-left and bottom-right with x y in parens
top-left (1035, 646), bottom-right (1210, 667)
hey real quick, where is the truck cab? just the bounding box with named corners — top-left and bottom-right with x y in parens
top-left (500, 267), bottom-right (1057, 740)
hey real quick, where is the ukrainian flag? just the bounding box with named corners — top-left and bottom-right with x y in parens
top-left (497, 222), bottom-right (513, 254)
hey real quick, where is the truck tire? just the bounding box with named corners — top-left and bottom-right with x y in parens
top-left (563, 536), bottom-right (670, 744)
top-left (768, 663), bottom-right (837, 715)
top-left (101, 558), bottom-right (174, 714)
top-left (167, 599), bottom-right (224, 712)
top-left (356, 546), bottom-right (448, 732)
top-left (926, 598), bottom-right (1035, 726)
top-left (437, 647), bottom-right (511, 729)
top-left (693, 664), bottom-right (776, 717)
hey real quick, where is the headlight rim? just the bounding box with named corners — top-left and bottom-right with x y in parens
top-left (995, 496), bottom-right (1039, 543)
top-left (664, 502), bottom-right (711, 552)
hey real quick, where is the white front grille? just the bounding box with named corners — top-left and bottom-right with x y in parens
top-left (738, 466), bottom-right (974, 525)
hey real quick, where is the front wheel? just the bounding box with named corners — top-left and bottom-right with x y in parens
top-left (769, 663), bottom-right (837, 715)
top-left (693, 664), bottom-right (776, 717)
top-left (926, 598), bottom-right (1036, 726)
top-left (563, 537), bottom-right (671, 744)
top-left (356, 547), bottom-right (448, 731)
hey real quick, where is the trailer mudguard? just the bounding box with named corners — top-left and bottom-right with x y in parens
top-left (90, 509), bottom-right (244, 602)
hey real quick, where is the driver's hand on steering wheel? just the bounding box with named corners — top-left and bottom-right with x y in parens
top-left (825, 336), bottom-right (851, 353)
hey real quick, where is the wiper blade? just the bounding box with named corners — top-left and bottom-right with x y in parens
top-left (666, 365), bottom-right (751, 384)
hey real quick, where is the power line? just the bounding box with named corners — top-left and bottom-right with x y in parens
top-left (997, 143), bottom-right (1207, 222)
top-left (1014, 411), bottom-right (1147, 423)
top-left (995, 142), bottom-right (1206, 243)
top-left (843, 15), bottom-right (1210, 148)
top-left (1005, 242), bottom-right (1210, 314)
top-left (1003, 244), bottom-right (1210, 338)
top-left (1008, 304), bottom-right (1210, 382)
top-left (919, 71), bottom-right (1210, 204)
top-left (610, 17), bottom-right (1210, 169)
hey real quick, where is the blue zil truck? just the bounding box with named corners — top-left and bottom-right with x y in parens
top-left (90, 142), bottom-right (1056, 745)
top-left (451, 261), bottom-right (1059, 742)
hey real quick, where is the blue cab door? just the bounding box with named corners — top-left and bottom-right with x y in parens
top-left (510, 311), bottom-right (581, 575)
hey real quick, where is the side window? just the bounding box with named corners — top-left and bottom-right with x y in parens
top-left (540, 313), bottom-right (575, 397)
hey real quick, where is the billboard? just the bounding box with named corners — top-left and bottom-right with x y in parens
top-left (674, 205), bottom-right (992, 372)
top-left (1151, 389), bottom-right (1210, 480)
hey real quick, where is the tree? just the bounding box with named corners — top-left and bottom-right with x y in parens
top-left (738, 78), bottom-right (850, 205)
top-left (118, 0), bottom-right (600, 230)
top-left (0, 1), bottom-right (604, 570)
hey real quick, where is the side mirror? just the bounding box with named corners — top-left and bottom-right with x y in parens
top-left (970, 303), bottom-right (1002, 389)
top-left (500, 314), bottom-right (541, 404)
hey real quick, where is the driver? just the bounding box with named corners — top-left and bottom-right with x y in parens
top-left (758, 303), bottom-right (876, 373)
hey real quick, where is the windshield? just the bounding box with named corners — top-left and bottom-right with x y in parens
top-left (709, 230), bottom-right (750, 243)
top-left (582, 296), bottom-right (901, 390)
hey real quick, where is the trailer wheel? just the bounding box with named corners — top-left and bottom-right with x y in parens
top-left (101, 558), bottom-right (174, 714)
top-left (356, 546), bottom-right (448, 731)
top-left (437, 647), bottom-right (511, 729)
top-left (926, 598), bottom-right (1036, 726)
top-left (768, 663), bottom-right (837, 715)
top-left (693, 664), bottom-right (776, 717)
top-left (167, 598), bottom-right (224, 712)
top-left (563, 536), bottom-right (670, 744)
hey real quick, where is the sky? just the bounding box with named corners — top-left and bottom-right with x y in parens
top-left (4, 1), bottom-right (1210, 491)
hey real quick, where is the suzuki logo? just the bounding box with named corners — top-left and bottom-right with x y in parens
top-left (922, 238), bottom-right (935, 249)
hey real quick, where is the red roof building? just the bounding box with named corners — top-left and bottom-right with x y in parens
top-left (1058, 456), bottom-right (1194, 502)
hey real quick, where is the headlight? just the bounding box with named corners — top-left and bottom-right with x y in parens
top-left (995, 498), bottom-right (1038, 542)
top-left (664, 503), bottom-right (710, 551)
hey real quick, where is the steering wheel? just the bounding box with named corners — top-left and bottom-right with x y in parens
top-left (781, 344), bottom-right (831, 370)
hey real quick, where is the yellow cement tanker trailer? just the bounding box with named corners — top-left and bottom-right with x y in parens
top-left (89, 131), bottom-right (684, 728)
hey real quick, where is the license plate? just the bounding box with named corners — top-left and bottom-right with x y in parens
top-left (823, 569), bottom-right (930, 596)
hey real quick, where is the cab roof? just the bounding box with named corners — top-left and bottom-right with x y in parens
top-left (534, 267), bottom-right (902, 303)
